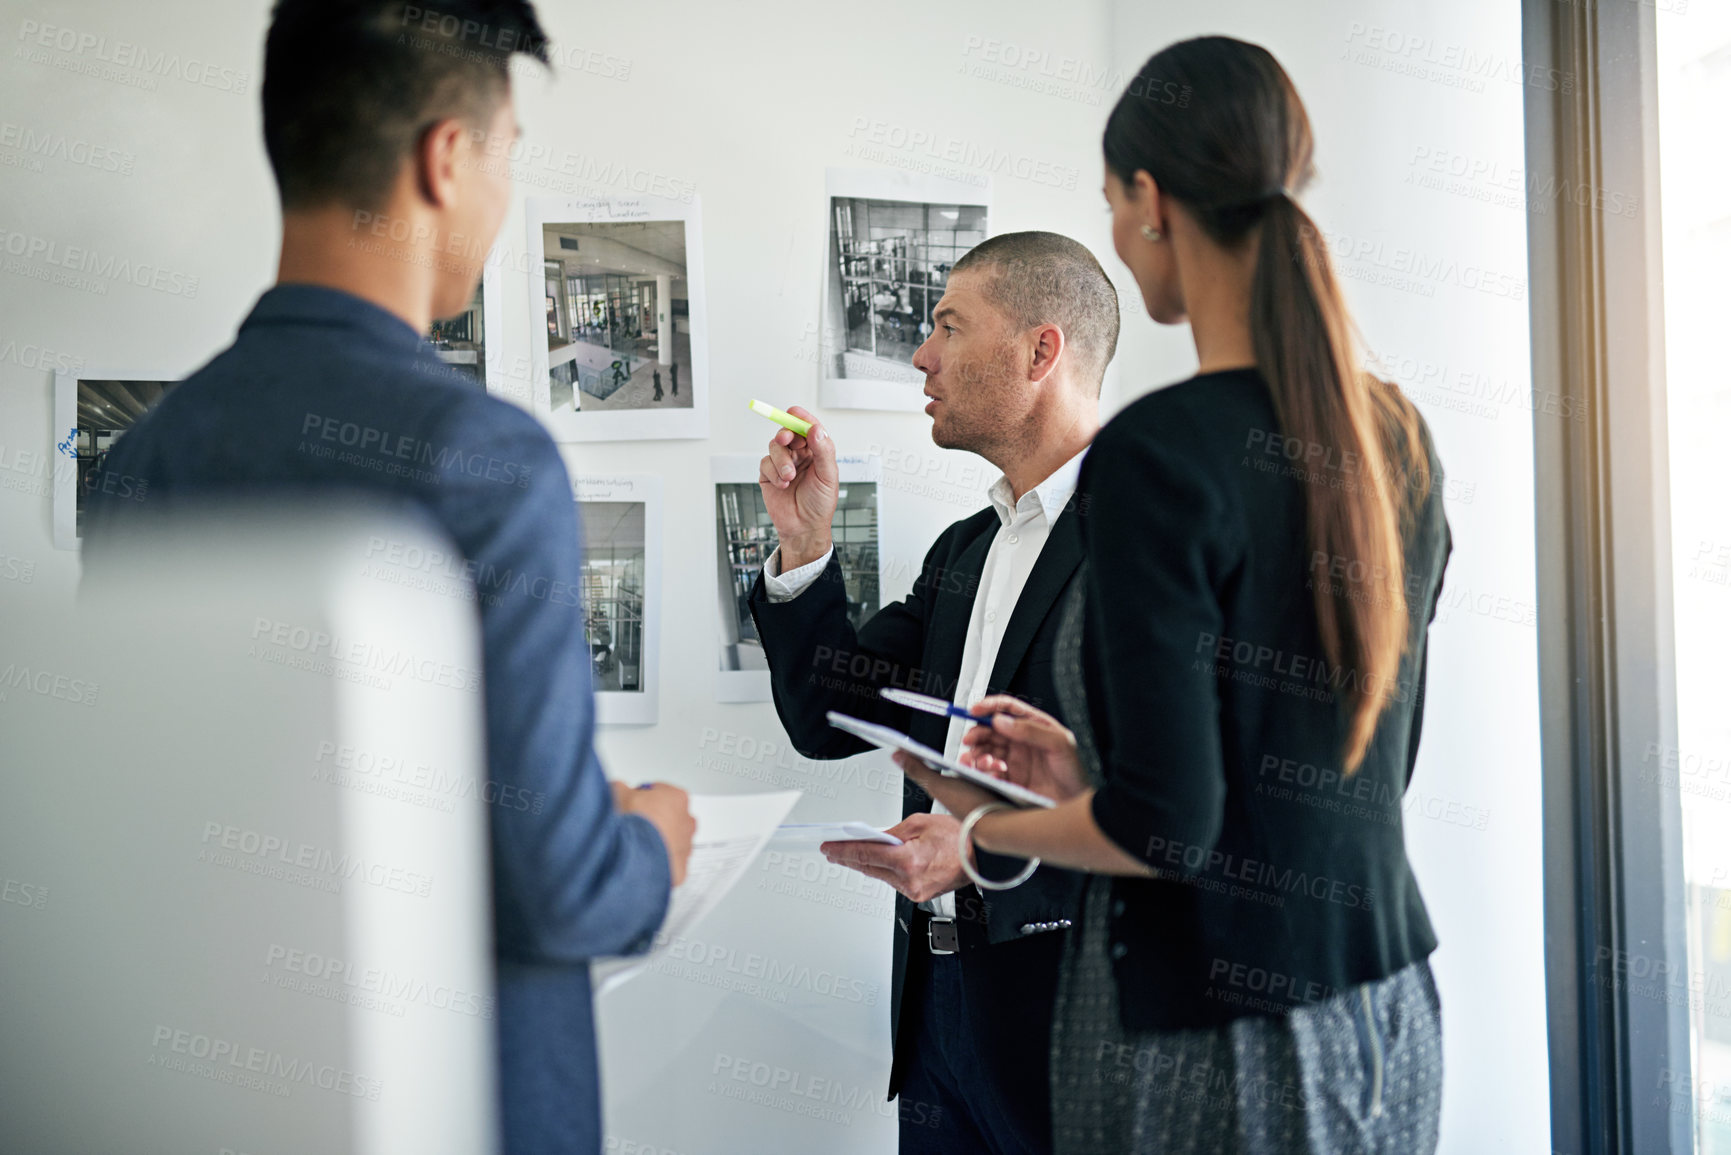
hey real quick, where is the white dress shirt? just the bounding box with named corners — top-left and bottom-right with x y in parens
top-left (762, 448), bottom-right (1087, 918)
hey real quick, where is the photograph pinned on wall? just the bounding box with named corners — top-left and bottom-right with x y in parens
top-left (52, 371), bottom-right (184, 550)
top-left (526, 194), bottom-right (710, 441)
top-left (573, 474), bottom-right (662, 726)
top-left (711, 453), bottom-right (881, 703)
top-left (818, 168), bottom-right (991, 412)
top-left (428, 257), bottom-right (506, 395)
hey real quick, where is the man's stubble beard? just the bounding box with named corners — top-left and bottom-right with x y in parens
top-left (929, 342), bottom-right (1023, 462)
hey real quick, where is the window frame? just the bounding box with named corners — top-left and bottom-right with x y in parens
top-left (1524, 0), bottom-right (1690, 1151)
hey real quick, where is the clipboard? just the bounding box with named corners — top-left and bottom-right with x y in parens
top-left (825, 710), bottom-right (1057, 809)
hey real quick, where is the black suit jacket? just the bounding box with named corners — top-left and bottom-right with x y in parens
top-left (748, 503), bottom-right (1087, 1099)
top-left (1073, 369), bottom-right (1449, 1032)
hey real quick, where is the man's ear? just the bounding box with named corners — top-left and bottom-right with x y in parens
top-left (417, 118), bottom-right (468, 210)
top-left (1029, 323), bottom-right (1066, 384)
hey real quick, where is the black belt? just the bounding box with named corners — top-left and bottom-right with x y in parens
top-left (910, 907), bottom-right (961, 956)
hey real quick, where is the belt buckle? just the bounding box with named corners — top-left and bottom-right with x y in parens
top-left (927, 916), bottom-right (958, 955)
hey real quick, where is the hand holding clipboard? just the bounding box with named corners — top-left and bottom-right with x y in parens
top-left (824, 710), bottom-right (1058, 809)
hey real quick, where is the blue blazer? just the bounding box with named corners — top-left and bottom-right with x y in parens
top-left (82, 284), bottom-right (671, 1155)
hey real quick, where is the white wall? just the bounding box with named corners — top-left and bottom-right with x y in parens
top-left (0, 0), bottom-right (1546, 1151)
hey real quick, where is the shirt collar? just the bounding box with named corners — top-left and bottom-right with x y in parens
top-left (987, 446), bottom-right (1090, 528)
top-left (239, 283), bottom-right (427, 351)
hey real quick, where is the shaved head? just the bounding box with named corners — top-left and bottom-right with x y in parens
top-left (951, 231), bottom-right (1121, 393)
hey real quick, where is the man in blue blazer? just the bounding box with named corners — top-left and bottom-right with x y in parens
top-left (80, 4), bottom-right (694, 1153)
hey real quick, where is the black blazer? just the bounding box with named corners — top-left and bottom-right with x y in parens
top-left (748, 505), bottom-right (1088, 1091)
top-left (1073, 368), bottom-right (1451, 1032)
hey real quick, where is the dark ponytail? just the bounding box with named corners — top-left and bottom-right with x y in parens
top-left (1105, 38), bottom-right (1430, 772)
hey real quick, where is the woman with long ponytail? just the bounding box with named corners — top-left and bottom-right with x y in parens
top-left (895, 36), bottom-right (1450, 1154)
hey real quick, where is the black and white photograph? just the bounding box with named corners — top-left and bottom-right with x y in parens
top-left (710, 454), bottom-right (880, 702)
top-left (52, 372), bottom-right (182, 550)
top-left (818, 168), bottom-right (991, 412)
top-left (574, 474), bottom-right (661, 726)
top-left (428, 277), bottom-right (488, 390)
top-left (527, 194), bottom-right (710, 441)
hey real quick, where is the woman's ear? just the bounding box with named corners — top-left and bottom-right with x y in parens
top-left (1134, 170), bottom-right (1167, 237)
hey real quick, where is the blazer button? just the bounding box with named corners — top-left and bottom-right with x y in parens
top-left (1111, 899), bottom-right (1126, 917)
top-left (1110, 942), bottom-right (1129, 960)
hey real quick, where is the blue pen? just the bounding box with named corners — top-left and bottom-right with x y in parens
top-left (879, 687), bottom-right (1001, 725)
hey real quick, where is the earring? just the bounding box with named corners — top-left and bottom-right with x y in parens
top-left (1140, 225), bottom-right (1162, 242)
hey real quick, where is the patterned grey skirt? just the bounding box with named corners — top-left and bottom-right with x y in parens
top-left (1046, 578), bottom-right (1444, 1155)
top-left (1047, 876), bottom-right (1443, 1155)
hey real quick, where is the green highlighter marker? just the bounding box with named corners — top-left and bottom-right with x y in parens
top-left (748, 399), bottom-right (813, 438)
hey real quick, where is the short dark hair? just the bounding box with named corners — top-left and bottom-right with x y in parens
top-left (262, 0), bottom-right (550, 210)
top-left (951, 231), bottom-right (1121, 391)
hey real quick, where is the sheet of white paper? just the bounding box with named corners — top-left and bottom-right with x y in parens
top-left (770, 822), bottom-right (902, 847)
top-left (592, 790), bottom-right (801, 995)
